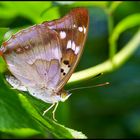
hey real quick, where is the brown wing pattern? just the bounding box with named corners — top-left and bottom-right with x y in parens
top-left (44, 8), bottom-right (89, 91)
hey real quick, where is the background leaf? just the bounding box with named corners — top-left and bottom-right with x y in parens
top-left (18, 93), bottom-right (87, 139)
top-left (0, 76), bottom-right (45, 138)
top-left (0, 28), bottom-right (9, 43)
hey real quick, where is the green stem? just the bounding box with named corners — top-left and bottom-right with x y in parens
top-left (104, 6), bottom-right (115, 61)
top-left (108, 2), bottom-right (122, 14)
top-left (108, 12), bottom-right (115, 59)
top-left (106, 2), bottom-right (122, 59)
top-left (68, 30), bottom-right (140, 85)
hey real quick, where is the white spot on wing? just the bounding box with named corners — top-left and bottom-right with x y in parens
top-left (67, 40), bottom-right (76, 52)
top-left (78, 27), bottom-right (83, 32)
top-left (84, 27), bottom-right (86, 34)
top-left (71, 41), bottom-right (76, 51)
top-left (67, 40), bottom-right (72, 49)
top-left (75, 46), bottom-right (80, 55)
top-left (60, 31), bottom-right (66, 39)
top-left (73, 24), bottom-right (76, 28)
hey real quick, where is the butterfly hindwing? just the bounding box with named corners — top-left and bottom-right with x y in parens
top-left (2, 24), bottom-right (62, 90)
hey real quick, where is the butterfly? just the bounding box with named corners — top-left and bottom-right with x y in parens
top-left (0, 8), bottom-right (89, 120)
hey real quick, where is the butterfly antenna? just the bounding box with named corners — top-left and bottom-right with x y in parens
top-left (68, 82), bottom-right (109, 92)
top-left (79, 73), bottom-right (103, 86)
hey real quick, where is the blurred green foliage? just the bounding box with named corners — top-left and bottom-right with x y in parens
top-left (0, 1), bottom-right (140, 139)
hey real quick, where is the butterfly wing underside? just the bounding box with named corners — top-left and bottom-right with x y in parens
top-left (0, 8), bottom-right (89, 103)
top-left (2, 26), bottom-right (62, 89)
top-left (44, 8), bottom-right (89, 91)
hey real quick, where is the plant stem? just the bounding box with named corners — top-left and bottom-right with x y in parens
top-left (68, 30), bottom-right (140, 85)
top-left (108, 11), bottom-right (115, 59)
top-left (106, 2), bottom-right (122, 59)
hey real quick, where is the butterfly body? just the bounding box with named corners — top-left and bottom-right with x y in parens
top-left (0, 8), bottom-right (89, 104)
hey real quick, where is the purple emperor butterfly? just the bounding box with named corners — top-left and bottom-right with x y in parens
top-left (0, 8), bottom-right (89, 119)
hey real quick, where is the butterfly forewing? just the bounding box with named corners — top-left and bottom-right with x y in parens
top-left (44, 8), bottom-right (89, 91)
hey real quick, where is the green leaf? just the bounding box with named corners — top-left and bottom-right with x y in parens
top-left (0, 57), bottom-right (7, 74)
top-left (18, 93), bottom-right (87, 139)
top-left (0, 29), bottom-right (10, 74)
top-left (56, 1), bottom-right (108, 8)
top-left (0, 28), bottom-right (9, 43)
top-left (0, 2), bottom-right (17, 19)
top-left (0, 2), bottom-right (52, 23)
top-left (108, 1), bottom-right (122, 14)
top-left (54, 1), bottom-right (75, 5)
top-left (0, 58), bottom-right (87, 138)
top-left (0, 28), bottom-right (9, 73)
top-left (40, 6), bottom-right (61, 23)
top-left (1, 128), bottom-right (41, 138)
top-left (0, 76), bottom-right (45, 138)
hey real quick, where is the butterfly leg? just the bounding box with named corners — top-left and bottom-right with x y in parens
top-left (43, 103), bottom-right (55, 116)
top-left (52, 102), bottom-right (59, 121)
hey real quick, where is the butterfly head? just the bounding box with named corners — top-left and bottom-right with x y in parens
top-left (59, 89), bottom-right (71, 102)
